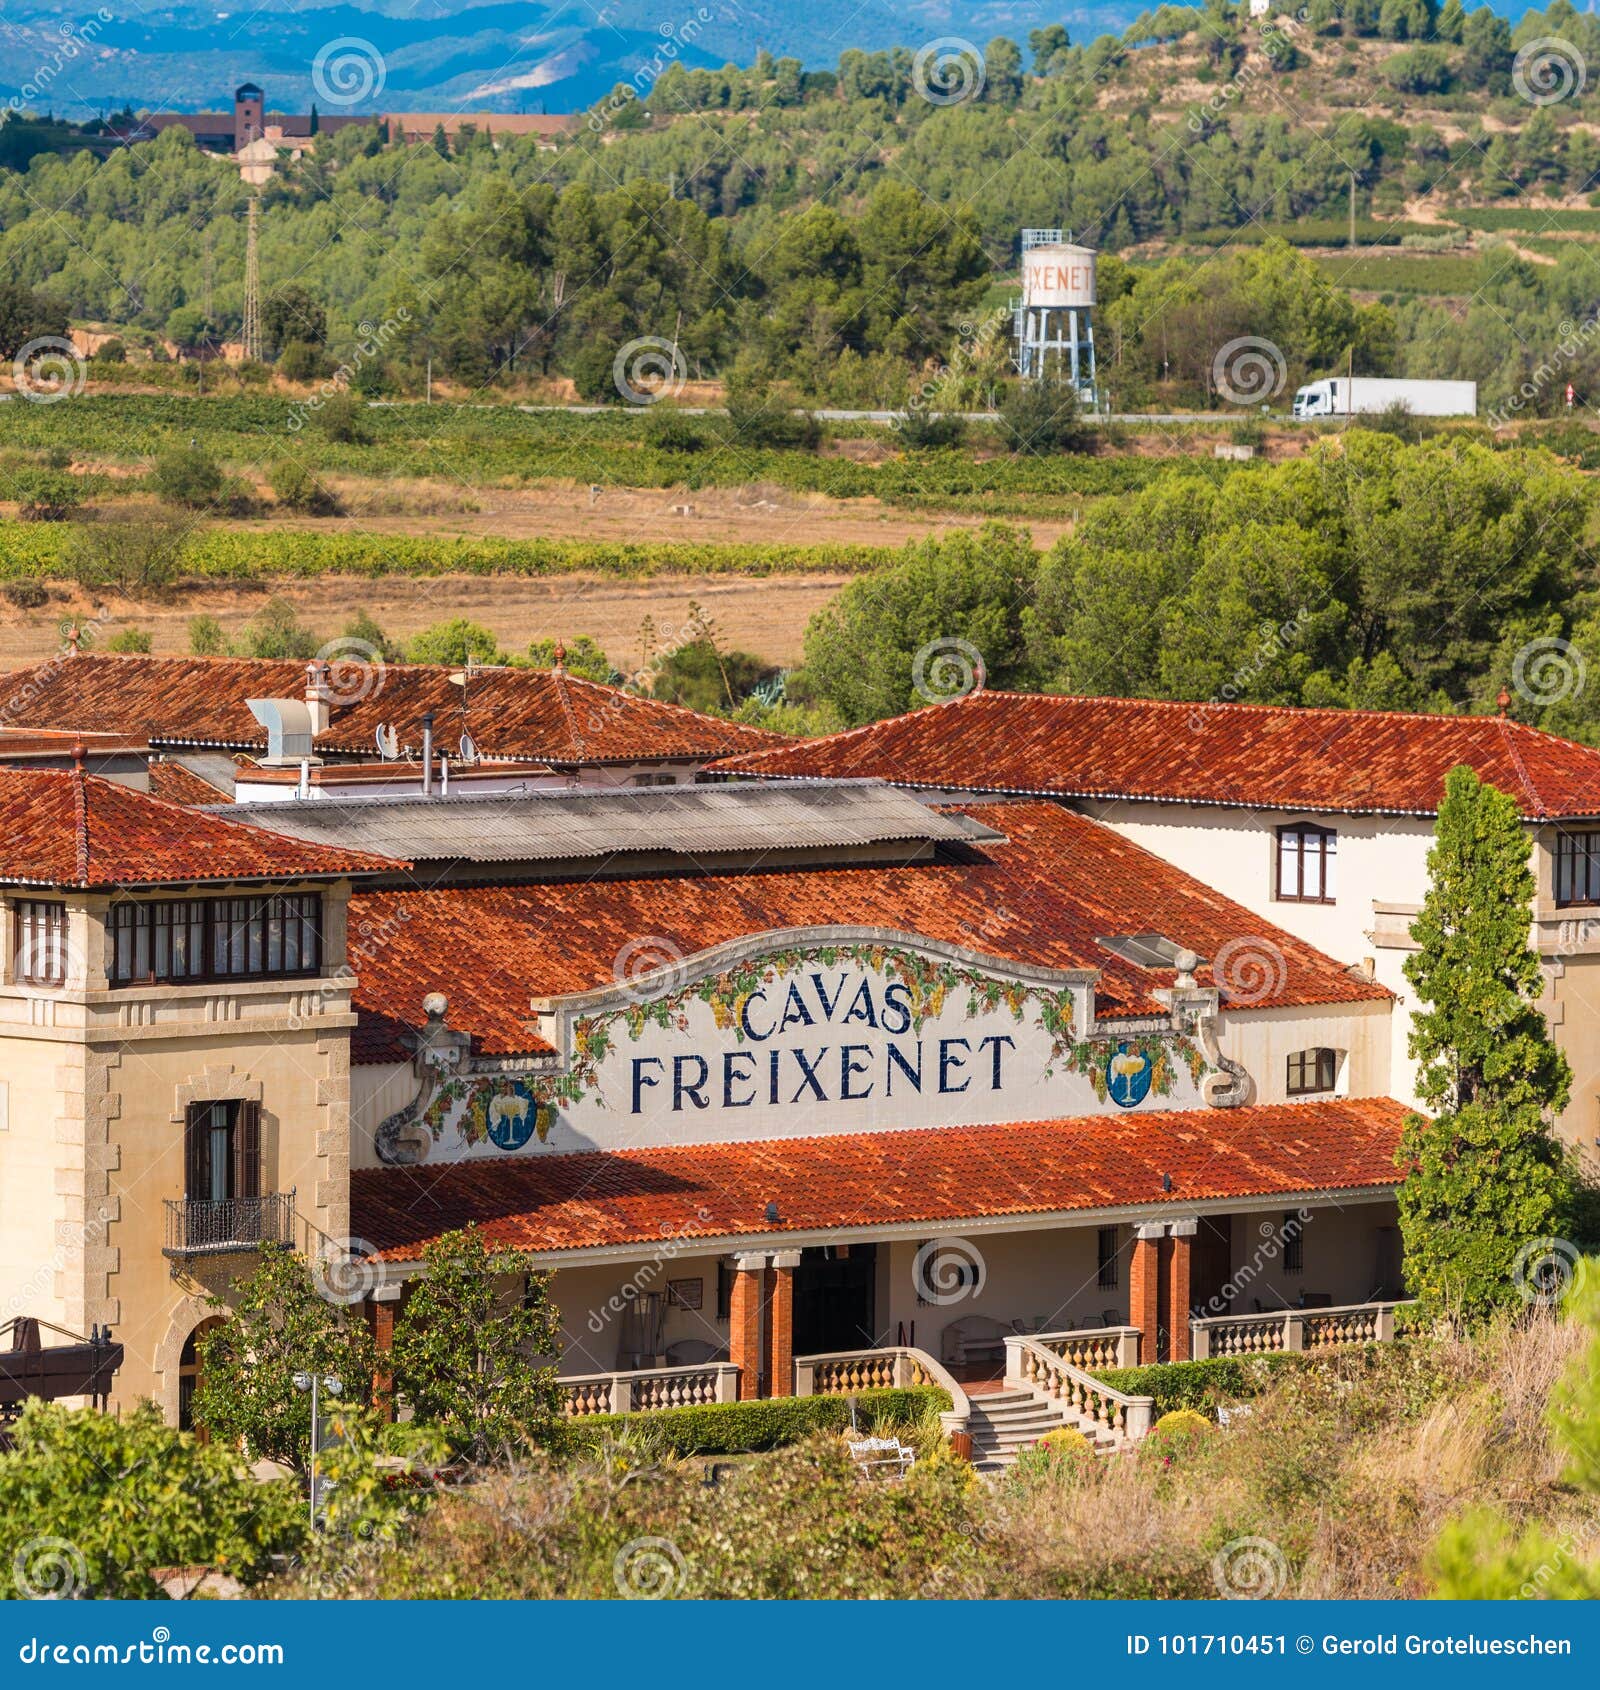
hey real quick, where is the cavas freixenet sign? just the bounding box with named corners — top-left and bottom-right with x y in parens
top-left (411, 930), bottom-right (1214, 1162)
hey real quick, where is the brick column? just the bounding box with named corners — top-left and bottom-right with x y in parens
top-left (370, 1286), bottom-right (400, 1419)
top-left (729, 1252), bottom-right (767, 1400)
top-left (767, 1250), bottom-right (800, 1398)
top-left (1129, 1225), bottom-right (1162, 1363)
top-left (1166, 1230), bottom-right (1193, 1363)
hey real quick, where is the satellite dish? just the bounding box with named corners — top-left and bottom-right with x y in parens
top-left (374, 723), bottom-right (400, 761)
top-left (459, 732), bottom-right (479, 765)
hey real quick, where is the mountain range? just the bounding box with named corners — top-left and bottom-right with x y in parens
top-left (4, 0), bottom-right (1142, 120)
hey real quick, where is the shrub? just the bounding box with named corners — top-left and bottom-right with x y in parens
top-left (0, 1401), bottom-right (302, 1598)
top-left (89, 338), bottom-right (126, 363)
top-left (278, 339), bottom-right (328, 382)
top-left (2, 579), bottom-right (48, 609)
top-left (188, 613), bottom-right (227, 655)
top-left (999, 373), bottom-right (1087, 454)
top-left (269, 457), bottom-right (341, 514)
top-left (406, 617), bottom-right (507, 666)
top-left (318, 392), bottom-right (367, 444)
top-left (11, 469), bottom-right (82, 521)
top-left (640, 405), bottom-right (706, 453)
top-left (149, 445), bottom-right (226, 508)
top-left (564, 1386), bottom-right (948, 1457)
top-left (1011, 1424), bottom-right (1098, 1487)
top-left (62, 509), bottom-right (191, 595)
top-left (106, 627), bottom-right (153, 653)
top-left (1094, 1353), bottom-right (1309, 1414)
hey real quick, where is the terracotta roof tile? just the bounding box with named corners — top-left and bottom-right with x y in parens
top-left (713, 690), bottom-right (1600, 818)
top-left (348, 799), bottom-right (1387, 1061)
top-left (147, 761), bottom-right (231, 806)
top-left (352, 1096), bottom-right (1410, 1261)
top-left (4, 654), bottom-right (785, 765)
top-left (0, 767), bottom-right (398, 888)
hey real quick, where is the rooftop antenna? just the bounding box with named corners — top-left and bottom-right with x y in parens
top-left (458, 731), bottom-right (479, 764)
top-left (374, 722), bottom-right (400, 760)
top-left (242, 193), bottom-right (262, 362)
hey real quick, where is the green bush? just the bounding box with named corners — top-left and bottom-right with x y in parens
top-left (149, 445), bottom-right (226, 508)
top-left (1094, 1353), bottom-right (1310, 1414)
top-left (10, 469), bottom-right (82, 521)
top-left (106, 627), bottom-right (153, 653)
top-left (269, 457), bottom-right (341, 514)
top-left (564, 1386), bottom-right (948, 1457)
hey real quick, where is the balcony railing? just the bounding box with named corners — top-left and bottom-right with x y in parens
top-left (162, 1191), bottom-right (296, 1258)
top-left (1190, 1300), bottom-right (1412, 1359)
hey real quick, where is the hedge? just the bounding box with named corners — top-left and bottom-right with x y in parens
top-left (562, 1385), bottom-right (948, 1457)
top-left (0, 528), bottom-right (902, 583)
top-left (1092, 1354), bottom-right (1311, 1415)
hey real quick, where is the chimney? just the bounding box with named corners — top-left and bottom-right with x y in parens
top-left (305, 661), bottom-right (333, 735)
top-left (421, 711), bottom-right (434, 796)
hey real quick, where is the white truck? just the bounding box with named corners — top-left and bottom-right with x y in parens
top-left (1290, 376), bottom-right (1476, 420)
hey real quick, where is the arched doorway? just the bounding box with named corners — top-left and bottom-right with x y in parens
top-left (177, 1317), bottom-right (223, 1436)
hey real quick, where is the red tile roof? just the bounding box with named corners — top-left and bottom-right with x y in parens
top-left (2, 654), bottom-right (785, 766)
top-left (147, 761), bottom-right (231, 806)
top-left (348, 799), bottom-right (1386, 1062)
top-left (713, 690), bottom-right (1600, 819)
top-left (0, 767), bottom-right (397, 888)
top-left (352, 1096), bottom-right (1410, 1261)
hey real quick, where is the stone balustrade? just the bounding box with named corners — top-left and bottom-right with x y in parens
top-left (794, 1345), bottom-right (971, 1435)
top-left (1004, 1335), bottom-right (1155, 1442)
top-left (1033, 1325), bottom-right (1142, 1370)
top-left (1190, 1301), bottom-right (1411, 1360)
top-left (558, 1361), bottom-right (740, 1416)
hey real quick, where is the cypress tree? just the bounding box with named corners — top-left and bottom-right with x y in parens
top-left (1398, 764), bottom-right (1576, 1321)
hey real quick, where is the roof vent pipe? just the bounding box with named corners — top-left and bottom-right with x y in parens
top-left (421, 712), bottom-right (434, 797)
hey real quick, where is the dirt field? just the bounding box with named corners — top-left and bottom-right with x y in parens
top-left (265, 479), bottom-right (1077, 550)
top-left (0, 571), bottom-right (854, 673)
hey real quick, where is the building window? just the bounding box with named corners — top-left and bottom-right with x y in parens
top-left (1097, 1226), bottom-right (1119, 1290)
top-left (715, 1259), bottom-right (734, 1321)
top-left (14, 900), bottom-right (68, 986)
top-left (1555, 830), bottom-right (1600, 907)
top-left (108, 894), bottom-right (322, 987)
top-left (1286, 1048), bottom-right (1338, 1096)
top-left (1276, 824), bottom-right (1336, 903)
top-left (1282, 1212), bottom-right (1305, 1275)
top-left (184, 1100), bottom-right (260, 1205)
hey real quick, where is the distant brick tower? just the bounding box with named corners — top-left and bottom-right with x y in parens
top-left (234, 82), bottom-right (264, 149)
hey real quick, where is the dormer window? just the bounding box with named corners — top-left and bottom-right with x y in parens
top-left (14, 900), bottom-right (67, 986)
top-left (1276, 824), bottom-right (1336, 904)
top-left (1286, 1047), bottom-right (1338, 1096)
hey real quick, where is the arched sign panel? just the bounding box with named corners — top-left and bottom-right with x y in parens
top-left (416, 937), bottom-right (1214, 1162)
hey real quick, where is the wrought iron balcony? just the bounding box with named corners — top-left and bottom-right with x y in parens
top-left (162, 1191), bottom-right (296, 1258)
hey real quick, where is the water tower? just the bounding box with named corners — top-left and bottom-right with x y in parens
top-left (1013, 229), bottom-right (1098, 405)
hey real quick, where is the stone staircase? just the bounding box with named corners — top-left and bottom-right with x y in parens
top-left (966, 1387), bottom-right (1123, 1473)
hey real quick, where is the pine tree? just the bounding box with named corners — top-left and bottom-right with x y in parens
top-left (1397, 765), bottom-right (1576, 1321)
